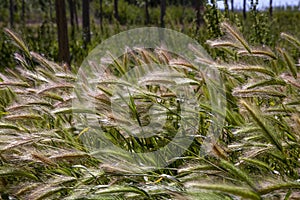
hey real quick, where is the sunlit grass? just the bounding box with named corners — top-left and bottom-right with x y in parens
top-left (1, 22), bottom-right (300, 199)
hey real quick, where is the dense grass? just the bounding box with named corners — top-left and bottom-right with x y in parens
top-left (1, 1), bottom-right (300, 199)
top-left (1, 18), bottom-right (300, 199)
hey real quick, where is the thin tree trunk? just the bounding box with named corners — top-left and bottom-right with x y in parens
top-left (269, 0), bottom-right (273, 17)
top-left (99, 0), bottom-right (103, 26)
top-left (160, 0), bottom-right (166, 27)
top-left (194, 0), bottom-right (204, 31)
top-left (224, 0), bottom-right (229, 17)
top-left (82, 0), bottom-right (91, 48)
top-left (114, 0), bottom-right (119, 21)
top-left (145, 0), bottom-right (150, 25)
top-left (9, 0), bottom-right (14, 28)
top-left (55, 0), bottom-right (71, 67)
top-left (251, 0), bottom-right (257, 12)
top-left (74, 1), bottom-right (79, 28)
top-left (21, 0), bottom-right (25, 25)
top-left (49, 0), bottom-right (53, 22)
top-left (231, 0), bottom-right (234, 12)
top-left (68, 0), bottom-right (75, 38)
top-left (243, 0), bottom-right (246, 19)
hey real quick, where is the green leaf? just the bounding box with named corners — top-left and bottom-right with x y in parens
top-left (246, 79), bottom-right (286, 89)
top-left (281, 33), bottom-right (300, 49)
top-left (241, 158), bottom-right (273, 171)
top-left (233, 89), bottom-right (286, 98)
top-left (241, 100), bottom-right (283, 152)
top-left (4, 28), bottom-right (31, 59)
top-left (259, 182), bottom-right (300, 195)
top-left (220, 159), bottom-right (257, 190)
top-left (186, 182), bottom-right (261, 200)
top-left (229, 66), bottom-right (275, 77)
top-left (221, 22), bottom-right (251, 53)
top-left (94, 185), bottom-right (150, 197)
top-left (0, 168), bottom-right (38, 180)
top-left (28, 186), bottom-right (65, 200)
top-left (277, 47), bottom-right (297, 79)
top-left (0, 123), bottom-right (22, 130)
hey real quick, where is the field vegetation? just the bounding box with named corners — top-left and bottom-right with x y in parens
top-left (1, 0), bottom-right (300, 199)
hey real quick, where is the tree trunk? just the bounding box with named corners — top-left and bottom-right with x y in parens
top-left (74, 1), bottom-right (79, 28)
top-left (231, 0), bottom-right (234, 12)
top-left (269, 0), bottom-right (273, 17)
top-left (194, 0), bottom-right (204, 31)
top-left (224, 0), bottom-right (229, 17)
top-left (68, 0), bottom-right (75, 38)
top-left (9, 0), bottom-right (14, 28)
top-left (243, 0), bottom-right (246, 19)
top-left (55, 0), bottom-right (71, 67)
top-left (49, 0), bottom-right (53, 22)
top-left (160, 0), bottom-right (166, 27)
top-left (114, 0), bottom-right (119, 21)
top-left (250, 0), bottom-right (257, 12)
top-left (21, 0), bottom-right (25, 25)
top-left (82, 0), bottom-right (91, 48)
top-left (145, 0), bottom-right (150, 25)
top-left (99, 0), bottom-right (103, 26)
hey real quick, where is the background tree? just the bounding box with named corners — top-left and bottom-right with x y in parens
top-left (160, 0), bottom-right (166, 27)
top-left (9, 0), bottom-right (14, 28)
top-left (250, 0), bottom-right (258, 12)
top-left (114, 0), bottom-right (119, 21)
top-left (99, 0), bottom-right (103, 27)
top-left (55, 0), bottom-right (70, 67)
top-left (269, 0), bottom-right (273, 17)
top-left (243, 0), bottom-right (246, 19)
top-left (82, 0), bottom-right (91, 48)
top-left (68, 0), bottom-right (76, 38)
top-left (74, 1), bottom-right (79, 28)
top-left (194, 0), bottom-right (204, 31)
top-left (231, 0), bottom-right (234, 11)
top-left (145, 0), bottom-right (150, 25)
top-left (49, 0), bottom-right (54, 22)
top-left (21, 0), bottom-right (25, 25)
top-left (224, 0), bottom-right (229, 17)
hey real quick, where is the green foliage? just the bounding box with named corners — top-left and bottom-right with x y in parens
top-left (1, 2), bottom-right (300, 199)
top-left (2, 19), bottom-right (300, 198)
top-left (199, 21), bottom-right (300, 199)
top-left (204, 2), bottom-right (224, 39)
